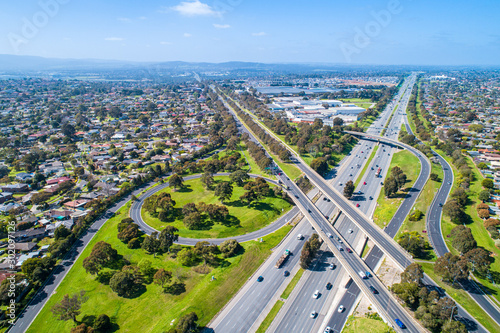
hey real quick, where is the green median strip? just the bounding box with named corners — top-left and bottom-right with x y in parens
top-left (255, 300), bottom-right (284, 333)
top-left (354, 145), bottom-right (379, 188)
top-left (280, 268), bottom-right (305, 299)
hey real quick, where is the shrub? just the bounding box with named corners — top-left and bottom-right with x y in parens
top-left (484, 218), bottom-right (500, 229)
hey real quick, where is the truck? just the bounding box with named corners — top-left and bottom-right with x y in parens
top-left (375, 167), bottom-right (382, 178)
top-left (275, 249), bottom-right (291, 268)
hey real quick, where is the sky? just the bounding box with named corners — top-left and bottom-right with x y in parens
top-left (0, 0), bottom-right (499, 65)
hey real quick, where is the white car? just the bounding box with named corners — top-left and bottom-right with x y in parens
top-left (338, 305), bottom-right (344, 313)
top-left (313, 290), bottom-right (320, 299)
top-left (310, 311), bottom-right (317, 318)
top-left (348, 229), bottom-right (353, 234)
top-left (297, 234), bottom-right (303, 240)
top-left (324, 327), bottom-right (331, 333)
top-left (327, 233), bottom-right (332, 238)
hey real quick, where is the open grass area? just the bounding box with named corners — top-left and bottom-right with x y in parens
top-left (343, 315), bottom-right (395, 333)
top-left (340, 98), bottom-right (374, 110)
top-left (420, 263), bottom-right (500, 333)
top-left (395, 161), bottom-right (444, 261)
top-left (141, 176), bottom-right (291, 239)
top-left (255, 300), bottom-right (284, 333)
top-left (373, 150), bottom-right (421, 229)
top-left (280, 268), bottom-right (305, 299)
top-left (239, 143), bottom-right (267, 177)
top-left (29, 204), bottom-right (292, 333)
top-left (355, 145), bottom-right (379, 188)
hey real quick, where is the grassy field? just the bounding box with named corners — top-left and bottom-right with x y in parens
top-left (343, 316), bottom-right (395, 333)
top-left (255, 300), bottom-right (284, 333)
top-left (373, 150), bottom-right (421, 229)
top-left (141, 176), bottom-right (291, 239)
top-left (340, 98), bottom-right (374, 110)
top-left (239, 143), bottom-right (267, 177)
top-left (280, 268), bottom-right (305, 299)
top-left (28, 203), bottom-right (292, 333)
top-left (395, 161), bottom-right (444, 261)
top-left (421, 263), bottom-right (500, 333)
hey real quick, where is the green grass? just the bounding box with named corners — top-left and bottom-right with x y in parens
top-left (373, 150), bottom-right (421, 229)
top-left (395, 161), bottom-right (443, 261)
top-left (280, 268), bottom-right (305, 299)
top-left (239, 143), bottom-right (266, 176)
top-left (420, 263), bottom-right (500, 333)
top-left (28, 204), bottom-right (292, 333)
top-left (255, 300), bottom-right (284, 333)
top-left (343, 316), bottom-right (395, 333)
top-left (340, 98), bottom-right (374, 110)
top-left (361, 244), bottom-right (371, 258)
top-left (141, 176), bottom-right (291, 239)
top-left (355, 145), bottom-right (379, 188)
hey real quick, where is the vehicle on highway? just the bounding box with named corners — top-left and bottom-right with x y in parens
top-left (327, 232), bottom-right (332, 238)
top-left (356, 203), bottom-right (360, 207)
top-left (325, 215), bottom-right (329, 220)
top-left (313, 290), bottom-right (320, 298)
top-left (346, 248), bottom-right (352, 253)
top-left (339, 182), bottom-right (342, 186)
top-left (369, 196), bottom-right (373, 200)
top-left (284, 271), bottom-right (290, 277)
top-left (295, 195), bottom-right (299, 199)
top-left (310, 311), bottom-right (317, 318)
top-left (439, 203), bottom-right (443, 207)
top-left (297, 234), bottom-right (303, 240)
top-left (348, 229), bottom-right (353, 233)
top-left (363, 181), bottom-right (367, 185)
top-left (366, 271), bottom-right (372, 277)
top-left (308, 209), bottom-right (311, 213)
top-left (257, 276), bottom-right (263, 282)
top-left (395, 318), bottom-right (405, 329)
top-left (369, 286), bottom-right (378, 294)
top-left (324, 326), bottom-right (331, 332)
top-left (380, 181), bottom-right (384, 185)
top-left (359, 271), bottom-right (367, 279)
top-left (338, 305), bottom-right (344, 313)
top-left (329, 263), bottom-right (336, 270)
top-left (326, 282), bottom-right (332, 289)
top-left (336, 245), bottom-right (343, 251)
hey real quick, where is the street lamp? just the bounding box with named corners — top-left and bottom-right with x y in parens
top-left (449, 305), bottom-right (458, 323)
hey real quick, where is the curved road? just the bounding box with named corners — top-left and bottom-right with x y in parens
top-left (129, 172), bottom-right (298, 246)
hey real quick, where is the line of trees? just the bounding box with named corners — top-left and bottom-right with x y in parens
top-left (299, 234), bottom-right (322, 269)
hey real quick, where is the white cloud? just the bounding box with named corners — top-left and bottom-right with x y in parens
top-left (171, 0), bottom-right (221, 17)
top-left (160, 41), bottom-right (172, 45)
top-left (138, 16), bottom-right (147, 20)
top-left (105, 37), bottom-right (125, 41)
top-left (252, 32), bottom-right (267, 37)
top-left (183, 33), bottom-right (192, 38)
top-left (117, 17), bottom-right (131, 22)
top-left (213, 23), bottom-right (230, 29)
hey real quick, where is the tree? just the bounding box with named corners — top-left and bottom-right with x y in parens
top-left (310, 157), bottom-right (328, 175)
top-left (200, 171), bottom-right (214, 189)
top-left (51, 290), bottom-right (88, 323)
top-left (61, 123), bottom-right (76, 138)
top-left (229, 169), bottom-right (249, 187)
top-left (441, 320), bottom-right (467, 333)
top-left (391, 282), bottom-right (421, 309)
top-left (182, 203), bottom-right (198, 216)
top-left (159, 226), bottom-right (179, 253)
top-left (214, 181), bottom-right (233, 203)
top-left (54, 225), bottom-right (71, 240)
top-left (478, 209), bottom-right (490, 219)
top-left (443, 200), bottom-right (466, 224)
top-left (142, 232), bottom-right (160, 256)
top-left (177, 248), bottom-right (198, 266)
top-left (464, 248), bottom-right (491, 275)
top-left (477, 162), bottom-right (488, 170)
top-left (343, 180), bottom-right (355, 199)
top-left (430, 173), bottom-right (439, 181)
top-left (384, 176), bottom-right (398, 197)
top-left (300, 234), bottom-right (321, 269)
top-left (169, 173), bottom-right (184, 190)
top-left (333, 117), bottom-right (344, 126)
top-left (93, 314), bottom-right (111, 331)
top-left (451, 188), bottom-right (468, 207)
top-left (183, 212), bottom-right (203, 230)
top-left (398, 232), bottom-right (426, 257)
top-left (117, 223), bottom-right (140, 244)
top-left (219, 239), bottom-right (241, 258)
top-left (109, 271), bottom-right (137, 297)
top-left (71, 324), bottom-right (94, 333)
top-left (451, 226), bottom-right (476, 254)
top-left (478, 190), bottom-right (490, 202)
top-left (169, 312), bottom-right (198, 333)
top-left (482, 178), bottom-right (494, 189)
top-left (434, 252), bottom-right (469, 285)
top-left (154, 269), bottom-right (173, 288)
top-left (401, 263), bottom-right (424, 285)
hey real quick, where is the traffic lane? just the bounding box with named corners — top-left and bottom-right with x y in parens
top-left (213, 220), bottom-right (313, 332)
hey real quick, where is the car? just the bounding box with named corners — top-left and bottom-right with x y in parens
top-left (257, 276), bottom-right (264, 282)
top-left (327, 232), bottom-right (332, 238)
top-left (284, 270), bottom-right (290, 277)
top-left (361, 151), bottom-right (364, 153)
top-left (295, 195), bottom-right (299, 199)
top-left (363, 181), bottom-right (367, 185)
top-left (310, 311), bottom-right (317, 318)
top-left (308, 209), bottom-right (312, 213)
top-left (356, 203), bottom-right (360, 207)
top-left (323, 197), bottom-right (327, 201)
top-left (346, 248), bottom-right (352, 253)
top-left (359, 271), bottom-right (367, 279)
top-left (349, 174), bottom-right (352, 176)
top-left (350, 166), bottom-right (353, 169)
top-left (338, 305), bottom-right (344, 313)
top-left (381, 181), bottom-right (384, 185)
top-left (339, 182), bottom-right (343, 186)
top-left (278, 172), bottom-right (282, 175)
top-left (326, 282), bottom-right (333, 289)
top-left (327, 198), bottom-right (331, 202)
top-left (395, 318), bottom-right (405, 329)
top-left (439, 203), bottom-right (443, 207)
top-left (325, 216), bottom-right (329, 220)
top-left (324, 326), bottom-right (331, 332)
top-left (376, 164), bottom-right (378, 167)
top-left (348, 228), bottom-right (353, 233)
top-left (313, 290), bottom-right (320, 298)
top-left (369, 196), bottom-right (373, 200)
top-left (369, 286), bottom-right (378, 294)
top-left (297, 234), bottom-right (304, 240)
top-left (329, 263), bottom-right (336, 270)
top-left (365, 271), bottom-right (372, 277)
top-left (371, 167), bottom-right (374, 170)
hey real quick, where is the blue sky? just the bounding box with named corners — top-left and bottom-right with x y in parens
top-left (1, 0), bottom-right (499, 65)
